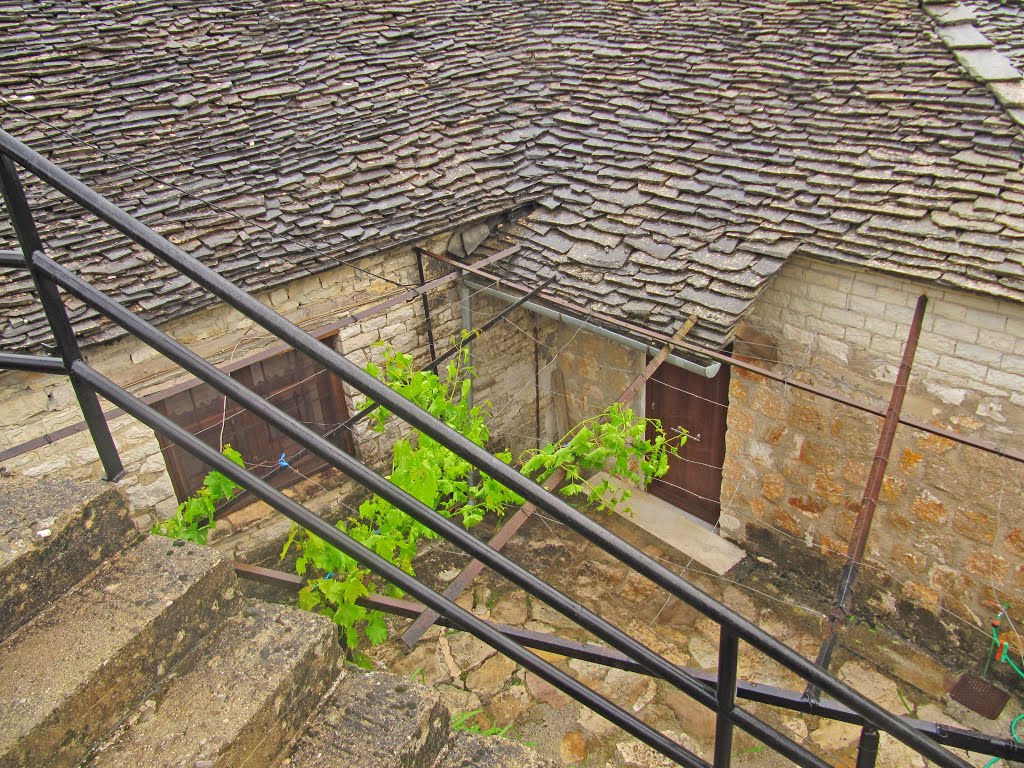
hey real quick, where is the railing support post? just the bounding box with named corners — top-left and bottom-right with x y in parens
top-left (714, 627), bottom-right (740, 768)
top-left (856, 727), bottom-right (880, 768)
top-left (0, 155), bottom-right (123, 481)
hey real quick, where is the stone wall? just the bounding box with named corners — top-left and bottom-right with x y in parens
top-left (537, 319), bottom-right (646, 443)
top-left (723, 255), bottom-right (1024, 637)
top-left (0, 235), bottom-right (538, 561)
top-left (463, 292), bottom-right (545, 460)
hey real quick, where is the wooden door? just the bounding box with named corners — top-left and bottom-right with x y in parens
top-left (645, 361), bottom-right (730, 524)
top-left (153, 346), bottom-right (352, 506)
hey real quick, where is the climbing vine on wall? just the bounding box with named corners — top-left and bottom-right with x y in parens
top-left (282, 339), bottom-right (685, 658)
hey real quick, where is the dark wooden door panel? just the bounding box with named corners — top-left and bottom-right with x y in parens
top-left (152, 343), bottom-right (353, 507)
top-left (645, 361), bottom-right (730, 524)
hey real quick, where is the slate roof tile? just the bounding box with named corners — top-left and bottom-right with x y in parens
top-left (1, 0), bottom-right (1023, 351)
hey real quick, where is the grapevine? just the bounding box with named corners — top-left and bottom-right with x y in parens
top-left (283, 340), bottom-right (686, 657)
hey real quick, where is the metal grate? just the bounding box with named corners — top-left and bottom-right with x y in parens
top-left (951, 673), bottom-right (1010, 720)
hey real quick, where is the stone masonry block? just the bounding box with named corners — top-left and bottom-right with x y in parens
top-left (848, 295), bottom-right (887, 317)
top-left (955, 48), bottom-right (1021, 83)
top-left (863, 317), bottom-right (897, 337)
top-left (962, 307), bottom-right (1008, 333)
top-left (804, 317), bottom-right (846, 339)
top-left (936, 354), bottom-right (988, 380)
top-left (1003, 354), bottom-right (1024, 375)
top-left (976, 329), bottom-right (1018, 354)
top-left (954, 341), bottom-right (1002, 366)
top-left (985, 369), bottom-right (1024, 390)
top-left (821, 306), bottom-right (865, 329)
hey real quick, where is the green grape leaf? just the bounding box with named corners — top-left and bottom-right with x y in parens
top-left (334, 601), bottom-right (367, 629)
top-left (366, 612), bottom-right (388, 645)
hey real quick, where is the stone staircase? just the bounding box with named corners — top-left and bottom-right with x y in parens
top-left (0, 477), bottom-right (555, 768)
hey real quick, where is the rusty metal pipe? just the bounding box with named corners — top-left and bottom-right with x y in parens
top-left (810, 294), bottom-right (928, 694)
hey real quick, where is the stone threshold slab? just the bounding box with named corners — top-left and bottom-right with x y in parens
top-left (590, 471), bottom-right (745, 576)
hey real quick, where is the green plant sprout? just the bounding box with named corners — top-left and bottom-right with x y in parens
top-left (151, 444), bottom-right (245, 545)
top-left (450, 709), bottom-right (513, 738)
top-left (518, 401), bottom-right (684, 513)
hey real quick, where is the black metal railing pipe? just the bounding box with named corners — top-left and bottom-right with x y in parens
top-left (856, 728), bottom-right (880, 768)
top-left (34, 251), bottom-right (831, 768)
top-left (0, 154), bottom-right (124, 481)
top-left (713, 628), bottom-right (739, 768)
top-left (0, 249), bottom-right (25, 267)
top-left (0, 130), bottom-right (971, 768)
top-left (69, 359), bottom-right (708, 768)
top-left (0, 352), bottom-right (66, 374)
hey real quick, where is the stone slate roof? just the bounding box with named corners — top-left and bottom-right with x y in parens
top-left (1, 0), bottom-right (1023, 352)
top-left (968, 0), bottom-right (1024, 74)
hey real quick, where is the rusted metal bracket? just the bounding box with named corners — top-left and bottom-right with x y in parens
top-left (397, 315), bottom-right (697, 649)
top-left (807, 294), bottom-right (928, 699)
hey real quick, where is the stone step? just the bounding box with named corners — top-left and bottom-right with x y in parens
top-left (433, 733), bottom-right (559, 768)
top-left (88, 599), bottom-right (341, 768)
top-left (0, 477), bottom-right (138, 644)
top-left (0, 536), bottom-right (238, 768)
top-left (280, 670), bottom-right (452, 768)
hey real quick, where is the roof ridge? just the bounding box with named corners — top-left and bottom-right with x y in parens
top-left (922, 0), bottom-right (1024, 127)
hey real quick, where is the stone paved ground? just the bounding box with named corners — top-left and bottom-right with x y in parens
top-left (367, 508), bottom-right (1024, 767)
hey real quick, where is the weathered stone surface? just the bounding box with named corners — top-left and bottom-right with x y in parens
top-left (938, 23), bottom-right (991, 49)
top-left (525, 671), bottom-right (571, 709)
top-left (436, 733), bottom-right (558, 768)
top-left (0, 537), bottom-right (238, 768)
top-left (391, 641), bottom-right (451, 686)
top-left (956, 48), bottom-right (1021, 81)
top-left (560, 731), bottom-right (588, 763)
top-left (662, 689), bottom-right (717, 740)
top-left (91, 601), bottom-right (340, 768)
top-left (809, 719), bottom-right (861, 752)
top-left (283, 671), bottom-right (450, 768)
top-left (465, 654), bottom-right (517, 697)
top-left (488, 684), bottom-right (532, 726)
top-left (490, 591), bottom-right (529, 625)
top-left (447, 632), bottom-right (497, 673)
top-left (0, 477), bottom-right (138, 643)
top-left (615, 731), bottom-right (703, 767)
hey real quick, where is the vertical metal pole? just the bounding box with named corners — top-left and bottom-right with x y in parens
top-left (415, 248), bottom-right (438, 374)
top-left (459, 276), bottom-right (476, 501)
top-left (808, 295), bottom-right (928, 698)
top-left (0, 155), bottom-right (124, 481)
top-left (714, 627), bottom-right (740, 768)
top-left (855, 727), bottom-right (880, 768)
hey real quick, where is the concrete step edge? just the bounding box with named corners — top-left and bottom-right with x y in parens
top-left (280, 669), bottom-right (452, 768)
top-left (0, 535), bottom-right (239, 768)
top-left (87, 599), bottom-right (342, 768)
top-left (0, 478), bottom-right (139, 644)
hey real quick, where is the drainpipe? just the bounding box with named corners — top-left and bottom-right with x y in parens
top-left (460, 279), bottom-right (473, 410)
top-left (415, 248), bottom-right (439, 373)
top-left (465, 279), bottom-right (721, 379)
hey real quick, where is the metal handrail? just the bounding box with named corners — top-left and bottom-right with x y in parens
top-left (29, 250), bottom-right (834, 768)
top-left (0, 127), bottom-right (990, 768)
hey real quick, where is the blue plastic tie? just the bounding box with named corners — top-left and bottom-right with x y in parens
top-left (278, 452), bottom-right (289, 468)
